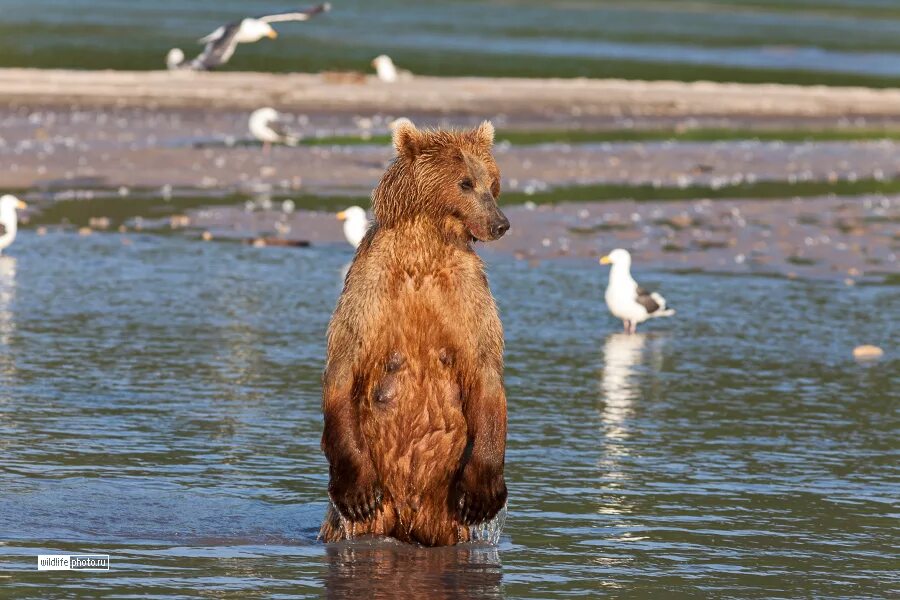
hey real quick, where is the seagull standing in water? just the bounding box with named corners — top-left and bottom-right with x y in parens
top-left (167, 3), bottom-right (331, 71)
top-left (249, 107), bottom-right (300, 152)
top-left (336, 206), bottom-right (368, 248)
top-left (0, 195), bottom-right (27, 255)
top-left (600, 249), bottom-right (674, 333)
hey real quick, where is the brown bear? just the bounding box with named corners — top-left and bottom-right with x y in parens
top-left (319, 119), bottom-right (510, 546)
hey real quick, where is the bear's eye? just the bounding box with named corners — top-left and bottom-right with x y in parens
top-left (459, 179), bottom-right (475, 191)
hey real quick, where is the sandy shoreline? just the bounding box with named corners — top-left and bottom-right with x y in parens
top-left (34, 194), bottom-right (893, 283)
top-left (3, 69), bottom-right (898, 281)
top-left (2, 69), bottom-right (900, 118)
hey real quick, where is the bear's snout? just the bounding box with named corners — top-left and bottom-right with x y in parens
top-left (489, 211), bottom-right (510, 240)
top-left (469, 209), bottom-right (510, 242)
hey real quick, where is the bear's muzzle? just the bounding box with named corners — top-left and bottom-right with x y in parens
top-left (489, 211), bottom-right (510, 240)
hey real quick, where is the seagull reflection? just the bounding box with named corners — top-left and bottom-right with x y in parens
top-left (0, 257), bottom-right (16, 381)
top-left (600, 332), bottom-right (646, 440)
top-left (598, 331), bottom-right (666, 473)
top-left (325, 539), bottom-right (502, 599)
top-left (596, 332), bottom-right (653, 500)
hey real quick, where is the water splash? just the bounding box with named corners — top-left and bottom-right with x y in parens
top-left (468, 503), bottom-right (507, 545)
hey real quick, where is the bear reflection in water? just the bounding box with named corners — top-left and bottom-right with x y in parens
top-left (325, 539), bottom-right (502, 600)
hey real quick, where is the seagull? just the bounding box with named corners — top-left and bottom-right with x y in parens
top-left (166, 48), bottom-right (187, 71)
top-left (599, 249), bottom-right (674, 333)
top-left (167, 3), bottom-right (331, 71)
top-left (371, 55), bottom-right (412, 83)
top-left (249, 107), bottom-right (300, 152)
top-left (336, 206), bottom-right (368, 248)
top-left (0, 195), bottom-right (27, 255)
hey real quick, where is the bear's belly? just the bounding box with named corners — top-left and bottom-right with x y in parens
top-left (361, 291), bottom-right (471, 492)
top-left (352, 283), bottom-right (482, 542)
top-left (363, 371), bottom-right (467, 490)
top-left (360, 369), bottom-right (468, 544)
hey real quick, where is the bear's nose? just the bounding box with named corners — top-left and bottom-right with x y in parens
top-left (491, 214), bottom-right (510, 239)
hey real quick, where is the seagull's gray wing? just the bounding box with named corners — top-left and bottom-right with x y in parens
top-left (191, 21), bottom-right (243, 70)
top-left (257, 3), bottom-right (330, 23)
top-left (0, 223), bottom-right (6, 237)
top-left (635, 286), bottom-right (661, 314)
top-left (268, 120), bottom-right (293, 139)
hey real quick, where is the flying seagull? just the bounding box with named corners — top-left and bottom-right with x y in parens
top-left (0, 195), bottom-right (27, 255)
top-left (249, 107), bottom-right (300, 152)
top-left (600, 249), bottom-right (674, 333)
top-left (167, 3), bottom-right (331, 71)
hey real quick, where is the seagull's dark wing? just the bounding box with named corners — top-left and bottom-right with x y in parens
top-left (635, 286), bottom-right (661, 314)
top-left (197, 17), bottom-right (241, 44)
top-left (0, 223), bottom-right (6, 237)
top-left (257, 3), bottom-right (330, 23)
top-left (192, 21), bottom-right (243, 70)
top-left (269, 120), bottom-right (293, 139)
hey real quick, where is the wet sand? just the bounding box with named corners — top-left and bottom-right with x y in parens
top-left (2, 105), bottom-right (899, 192)
top-left (140, 194), bottom-right (896, 283)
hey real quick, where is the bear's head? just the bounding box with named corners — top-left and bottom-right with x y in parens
top-left (372, 119), bottom-right (509, 242)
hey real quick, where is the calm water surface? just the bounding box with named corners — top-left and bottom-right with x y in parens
top-left (0, 231), bottom-right (896, 597)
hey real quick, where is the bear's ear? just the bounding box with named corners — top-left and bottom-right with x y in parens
top-left (473, 120), bottom-right (495, 148)
top-left (391, 118), bottom-right (421, 158)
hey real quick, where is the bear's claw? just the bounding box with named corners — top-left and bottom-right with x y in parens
top-left (455, 467), bottom-right (507, 525)
top-left (330, 479), bottom-right (383, 523)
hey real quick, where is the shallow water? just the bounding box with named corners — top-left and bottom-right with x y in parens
top-left (3, 0), bottom-right (900, 84)
top-left (0, 231), bottom-right (897, 597)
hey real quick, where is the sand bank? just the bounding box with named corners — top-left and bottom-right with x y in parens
top-left (2, 69), bottom-right (900, 118)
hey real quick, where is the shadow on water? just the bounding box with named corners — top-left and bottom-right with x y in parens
top-left (324, 539), bottom-right (503, 599)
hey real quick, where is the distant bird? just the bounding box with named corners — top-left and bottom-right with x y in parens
top-left (0, 195), bottom-right (27, 255)
top-left (336, 206), bottom-right (368, 248)
top-left (166, 48), bottom-right (186, 71)
top-left (371, 55), bottom-right (412, 83)
top-left (600, 249), bottom-right (674, 333)
top-left (167, 3), bottom-right (331, 71)
top-left (249, 107), bottom-right (300, 152)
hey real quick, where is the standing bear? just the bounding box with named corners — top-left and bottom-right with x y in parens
top-left (319, 119), bottom-right (510, 546)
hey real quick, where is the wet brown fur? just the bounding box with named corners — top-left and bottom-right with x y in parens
top-left (320, 119), bottom-right (508, 546)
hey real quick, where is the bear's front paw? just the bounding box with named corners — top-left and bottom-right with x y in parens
top-left (329, 468), bottom-right (383, 523)
top-left (455, 462), bottom-right (507, 525)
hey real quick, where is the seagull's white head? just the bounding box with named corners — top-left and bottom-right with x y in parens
top-left (249, 107), bottom-right (282, 142)
top-left (0, 195), bottom-right (26, 252)
top-left (166, 48), bottom-right (185, 70)
top-left (600, 248), bottom-right (631, 267)
top-left (337, 206), bottom-right (367, 224)
top-left (0, 195), bottom-right (26, 224)
top-left (372, 55), bottom-right (394, 69)
top-left (336, 206), bottom-right (369, 248)
top-left (239, 19), bottom-right (278, 43)
top-left (250, 107), bottom-right (279, 126)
